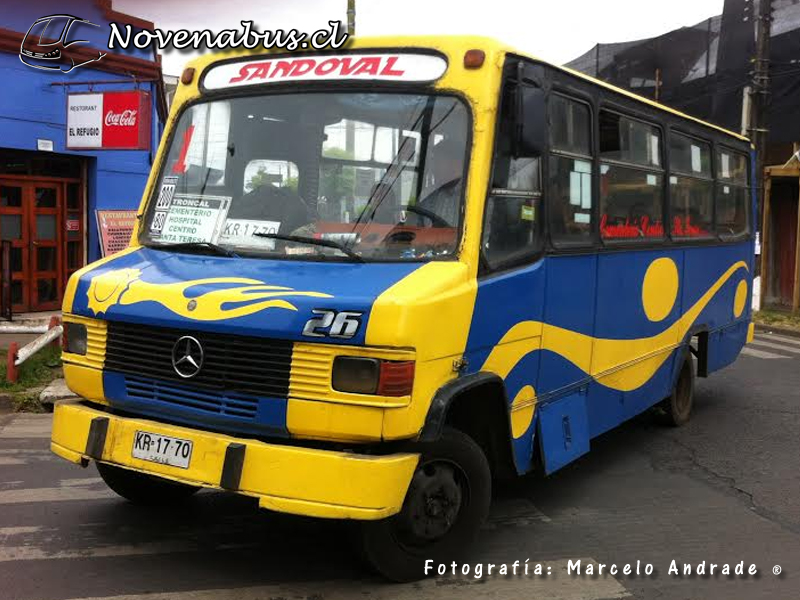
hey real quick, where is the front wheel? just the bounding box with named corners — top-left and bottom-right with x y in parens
top-left (96, 462), bottom-right (200, 505)
top-left (358, 427), bottom-right (491, 582)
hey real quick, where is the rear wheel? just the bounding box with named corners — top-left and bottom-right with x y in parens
top-left (96, 462), bottom-right (200, 505)
top-left (358, 427), bottom-right (491, 582)
top-left (659, 354), bottom-right (694, 426)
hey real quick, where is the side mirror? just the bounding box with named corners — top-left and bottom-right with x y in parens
top-left (514, 85), bottom-right (546, 158)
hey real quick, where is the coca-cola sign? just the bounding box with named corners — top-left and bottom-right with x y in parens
top-left (67, 91), bottom-right (151, 150)
top-left (105, 109), bottom-right (138, 127)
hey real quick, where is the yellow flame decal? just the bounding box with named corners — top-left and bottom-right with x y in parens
top-left (86, 268), bottom-right (332, 320)
top-left (482, 261), bottom-right (748, 393)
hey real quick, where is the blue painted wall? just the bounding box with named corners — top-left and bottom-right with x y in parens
top-left (0, 0), bottom-right (163, 262)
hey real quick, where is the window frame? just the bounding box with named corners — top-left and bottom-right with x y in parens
top-left (478, 62), bottom-right (547, 276)
top-left (713, 144), bottom-right (751, 241)
top-left (598, 109), bottom-right (665, 171)
top-left (547, 92), bottom-right (598, 249)
top-left (597, 106), bottom-right (667, 245)
top-left (667, 129), bottom-right (715, 241)
top-left (481, 58), bottom-right (754, 271)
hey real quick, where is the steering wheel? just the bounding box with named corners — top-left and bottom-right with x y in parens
top-left (404, 205), bottom-right (451, 228)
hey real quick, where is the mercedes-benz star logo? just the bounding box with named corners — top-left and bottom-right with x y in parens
top-left (172, 336), bottom-right (204, 378)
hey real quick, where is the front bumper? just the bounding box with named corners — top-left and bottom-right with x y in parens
top-left (51, 400), bottom-right (419, 520)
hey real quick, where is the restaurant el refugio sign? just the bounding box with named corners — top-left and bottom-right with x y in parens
top-left (67, 90), bottom-right (152, 150)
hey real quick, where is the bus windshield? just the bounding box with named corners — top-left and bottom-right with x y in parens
top-left (140, 92), bottom-right (470, 261)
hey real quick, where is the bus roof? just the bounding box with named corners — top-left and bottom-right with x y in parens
top-left (187, 35), bottom-right (749, 144)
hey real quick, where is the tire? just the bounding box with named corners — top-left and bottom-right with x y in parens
top-left (659, 354), bottom-right (694, 427)
top-left (96, 462), bottom-right (200, 505)
top-left (358, 427), bottom-right (491, 582)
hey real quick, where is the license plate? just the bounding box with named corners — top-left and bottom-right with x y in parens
top-left (132, 431), bottom-right (193, 469)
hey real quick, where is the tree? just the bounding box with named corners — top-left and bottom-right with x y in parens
top-left (245, 162), bottom-right (299, 193)
top-left (319, 148), bottom-right (355, 203)
top-left (246, 166), bottom-right (271, 192)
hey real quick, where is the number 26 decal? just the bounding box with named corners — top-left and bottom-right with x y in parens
top-left (302, 309), bottom-right (364, 339)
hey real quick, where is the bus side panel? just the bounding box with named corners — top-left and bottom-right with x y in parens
top-left (681, 242), bottom-right (752, 374)
top-left (463, 261), bottom-right (545, 474)
top-left (537, 390), bottom-right (590, 475)
top-left (590, 248), bottom-right (685, 437)
top-left (530, 254), bottom-right (596, 472)
top-left (583, 354), bottom-right (680, 440)
top-left (708, 320), bottom-right (749, 373)
top-left (594, 249), bottom-right (685, 340)
top-left (620, 351), bottom-right (680, 420)
top-left (585, 384), bottom-right (622, 438)
top-left (537, 255), bottom-right (597, 394)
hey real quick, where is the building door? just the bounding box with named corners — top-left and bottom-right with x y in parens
top-left (0, 177), bottom-right (82, 312)
top-left (29, 183), bottom-right (62, 311)
top-left (0, 181), bottom-right (28, 311)
top-left (773, 187), bottom-right (799, 307)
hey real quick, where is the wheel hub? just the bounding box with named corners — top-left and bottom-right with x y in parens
top-left (401, 462), bottom-right (463, 542)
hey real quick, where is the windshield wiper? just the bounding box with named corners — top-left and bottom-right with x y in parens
top-left (145, 241), bottom-right (238, 258)
top-left (253, 233), bottom-right (364, 262)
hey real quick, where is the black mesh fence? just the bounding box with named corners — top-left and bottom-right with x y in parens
top-left (566, 0), bottom-right (800, 143)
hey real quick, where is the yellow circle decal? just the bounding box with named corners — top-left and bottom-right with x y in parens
top-left (642, 258), bottom-right (679, 322)
top-left (510, 385), bottom-right (536, 439)
top-left (734, 280), bottom-right (748, 317)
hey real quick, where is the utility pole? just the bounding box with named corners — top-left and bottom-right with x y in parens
top-left (342, 1), bottom-right (357, 220)
top-left (345, 0), bottom-right (356, 155)
top-left (347, 0), bottom-right (356, 36)
top-left (750, 0), bottom-right (772, 221)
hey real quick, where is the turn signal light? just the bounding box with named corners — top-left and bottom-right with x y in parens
top-left (463, 49), bottom-right (486, 69)
top-left (377, 360), bottom-right (415, 396)
top-left (181, 67), bottom-right (195, 85)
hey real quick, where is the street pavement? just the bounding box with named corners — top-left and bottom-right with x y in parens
top-left (0, 331), bottom-right (798, 600)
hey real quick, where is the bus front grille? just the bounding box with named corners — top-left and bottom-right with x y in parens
top-left (124, 374), bottom-right (260, 419)
top-left (105, 321), bottom-right (293, 399)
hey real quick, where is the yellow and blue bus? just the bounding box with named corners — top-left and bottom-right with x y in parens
top-left (51, 36), bottom-right (755, 581)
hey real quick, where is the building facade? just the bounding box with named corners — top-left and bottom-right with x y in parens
top-left (0, 0), bottom-right (165, 314)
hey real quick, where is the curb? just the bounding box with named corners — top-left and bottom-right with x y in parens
top-left (754, 323), bottom-right (800, 339)
top-left (39, 379), bottom-right (77, 407)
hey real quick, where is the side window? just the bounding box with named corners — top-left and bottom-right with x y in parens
top-left (716, 149), bottom-right (749, 238)
top-left (548, 95), bottom-right (594, 245)
top-left (669, 133), bottom-right (713, 238)
top-left (599, 111), bottom-right (664, 240)
top-left (482, 83), bottom-right (541, 270)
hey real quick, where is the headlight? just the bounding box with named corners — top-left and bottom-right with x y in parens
top-left (332, 356), bottom-right (415, 396)
top-left (332, 357), bottom-right (379, 394)
top-left (62, 322), bottom-right (88, 355)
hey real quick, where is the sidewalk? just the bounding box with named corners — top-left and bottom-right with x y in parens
top-left (39, 378), bottom-right (78, 407)
top-left (0, 311), bottom-right (61, 334)
top-left (754, 323), bottom-right (800, 339)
